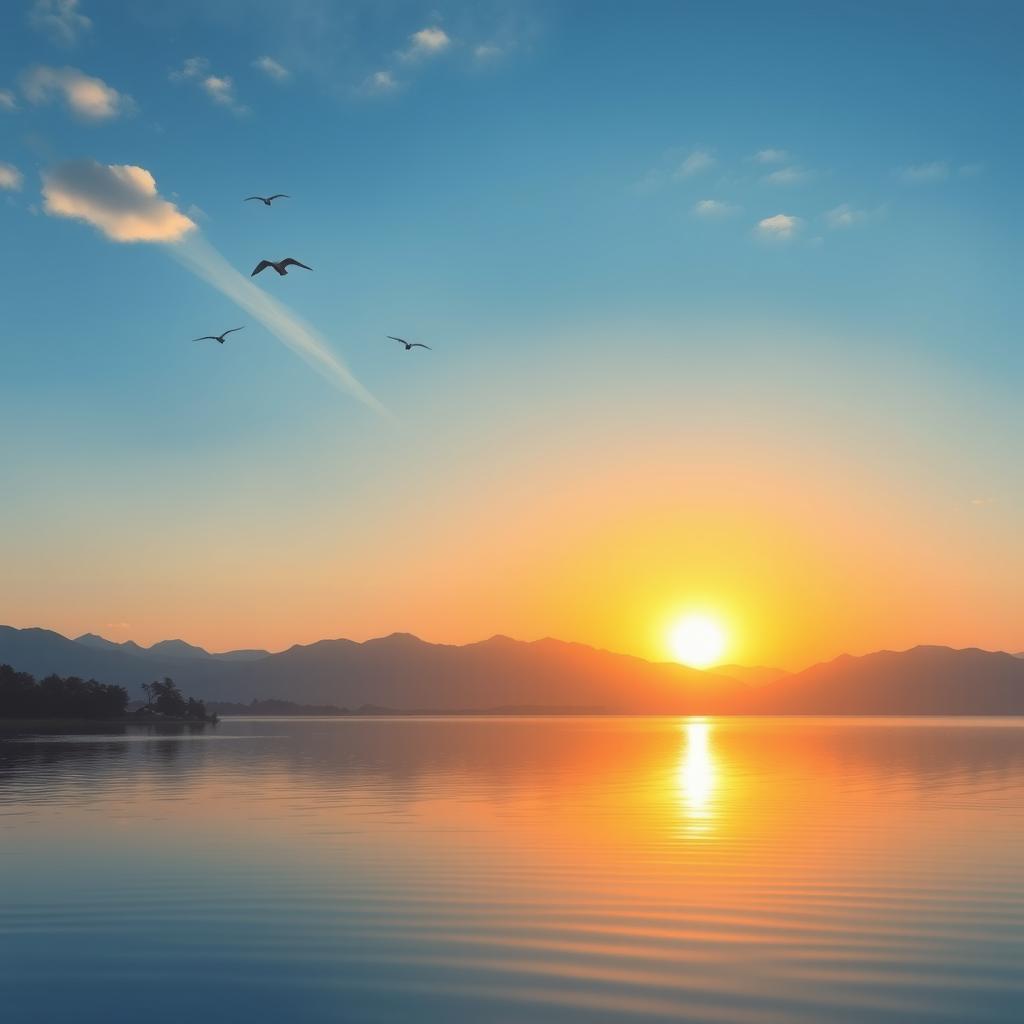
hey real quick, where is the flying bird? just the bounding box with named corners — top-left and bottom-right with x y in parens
top-left (251, 258), bottom-right (313, 277)
top-left (193, 327), bottom-right (245, 344)
top-left (386, 336), bottom-right (432, 351)
top-left (244, 194), bottom-right (289, 206)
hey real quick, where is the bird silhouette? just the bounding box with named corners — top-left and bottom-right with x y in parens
top-left (193, 327), bottom-right (245, 344)
top-left (386, 336), bottom-right (432, 351)
top-left (244, 194), bottom-right (289, 206)
top-left (251, 258), bottom-right (313, 277)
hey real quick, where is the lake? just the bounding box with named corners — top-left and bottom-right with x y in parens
top-left (2, 716), bottom-right (1022, 1022)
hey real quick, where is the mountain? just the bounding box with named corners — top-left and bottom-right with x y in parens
top-left (714, 664), bottom-right (788, 687)
top-left (3, 627), bottom-right (1023, 714)
top-left (745, 645), bottom-right (1024, 714)
top-left (75, 633), bottom-right (269, 663)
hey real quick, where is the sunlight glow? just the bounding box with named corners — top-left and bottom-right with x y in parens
top-left (668, 614), bottom-right (727, 668)
top-left (676, 719), bottom-right (718, 833)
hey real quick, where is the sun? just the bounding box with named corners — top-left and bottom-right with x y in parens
top-left (668, 614), bottom-right (727, 669)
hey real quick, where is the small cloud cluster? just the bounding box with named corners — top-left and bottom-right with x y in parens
top-left (756, 213), bottom-right (801, 241)
top-left (676, 148), bottom-right (716, 178)
top-left (28, 0), bottom-right (91, 48)
top-left (253, 56), bottom-right (289, 82)
top-left (171, 57), bottom-right (248, 115)
top-left (0, 89), bottom-right (17, 111)
top-left (752, 148), bottom-right (788, 164)
top-left (899, 160), bottom-right (948, 183)
top-left (42, 159), bottom-right (196, 242)
top-left (693, 199), bottom-right (739, 218)
top-left (825, 203), bottom-right (866, 228)
top-left (364, 25), bottom-right (453, 97)
top-left (0, 162), bottom-right (24, 190)
top-left (473, 44), bottom-right (503, 62)
top-left (762, 165), bottom-right (813, 186)
top-left (21, 65), bottom-right (130, 120)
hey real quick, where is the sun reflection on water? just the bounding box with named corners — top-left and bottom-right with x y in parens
top-left (677, 718), bottom-right (718, 834)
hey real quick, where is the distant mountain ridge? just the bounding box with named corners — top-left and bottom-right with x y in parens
top-left (1, 626), bottom-right (1022, 715)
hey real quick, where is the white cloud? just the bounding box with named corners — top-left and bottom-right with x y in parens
top-left (41, 159), bottom-right (197, 242)
top-left (676, 148), bottom-right (716, 178)
top-left (253, 56), bottom-right (289, 82)
top-left (755, 213), bottom-right (802, 240)
top-left (0, 89), bottom-right (17, 111)
top-left (763, 165), bottom-right (812, 185)
top-left (361, 70), bottom-right (399, 95)
top-left (28, 0), bottom-right (92, 48)
top-left (753, 148), bottom-right (788, 164)
top-left (171, 57), bottom-right (248, 114)
top-left (825, 203), bottom-right (866, 228)
top-left (693, 199), bottom-right (739, 218)
top-left (401, 26), bottom-right (451, 61)
top-left (0, 162), bottom-right (24, 190)
top-left (474, 44), bottom-right (503, 62)
top-left (899, 160), bottom-right (949, 183)
top-left (21, 65), bottom-right (130, 120)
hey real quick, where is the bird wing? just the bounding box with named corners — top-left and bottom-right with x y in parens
top-left (386, 336), bottom-right (407, 345)
top-left (192, 336), bottom-right (218, 342)
top-left (267, 194), bottom-right (290, 201)
top-left (281, 259), bottom-right (312, 270)
top-left (409, 343), bottom-right (432, 350)
top-left (251, 261), bottom-right (272, 276)
top-left (222, 327), bottom-right (245, 337)
top-left (244, 196), bottom-right (264, 202)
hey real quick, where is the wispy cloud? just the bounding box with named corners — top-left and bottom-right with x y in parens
top-left (898, 160), bottom-right (948, 183)
top-left (361, 69), bottom-right (399, 96)
top-left (171, 57), bottom-right (248, 115)
top-left (693, 199), bottom-right (739, 218)
top-left (0, 162), bottom-right (24, 191)
top-left (752, 148), bottom-right (788, 164)
top-left (824, 203), bottom-right (866, 228)
top-left (253, 56), bottom-right (289, 82)
top-left (28, 0), bottom-right (91, 48)
top-left (400, 26), bottom-right (452, 61)
top-left (762, 165), bottom-right (813, 186)
top-left (0, 89), bottom-right (17, 111)
top-left (21, 65), bottom-right (131, 120)
top-left (41, 158), bottom-right (384, 411)
top-left (676, 148), bottom-right (716, 178)
top-left (755, 213), bottom-right (802, 241)
top-left (473, 44), bottom-right (503, 62)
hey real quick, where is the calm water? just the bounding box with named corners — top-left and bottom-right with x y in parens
top-left (2, 717), bottom-right (1023, 1023)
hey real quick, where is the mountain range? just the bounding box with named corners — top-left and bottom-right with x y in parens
top-left (1, 625), bottom-right (1022, 715)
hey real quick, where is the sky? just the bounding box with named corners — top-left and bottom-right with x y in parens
top-left (1, 0), bottom-right (1021, 670)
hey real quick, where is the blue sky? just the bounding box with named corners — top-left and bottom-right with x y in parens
top-left (0, 1), bottom-right (1021, 665)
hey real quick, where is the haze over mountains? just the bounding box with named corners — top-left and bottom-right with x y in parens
top-left (1, 625), bottom-right (1022, 715)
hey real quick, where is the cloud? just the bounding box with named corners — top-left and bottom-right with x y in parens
top-left (825, 203), bottom-right (866, 228)
top-left (361, 70), bottom-right (399, 95)
top-left (401, 26), bottom-right (451, 61)
top-left (753, 148), bottom-right (788, 164)
top-left (0, 162), bottom-right (24, 190)
top-left (41, 159), bottom-right (196, 242)
top-left (899, 160), bottom-right (949, 183)
top-left (28, 0), bottom-right (91, 48)
top-left (755, 213), bottom-right (802, 240)
top-left (693, 199), bottom-right (738, 218)
top-left (676, 148), bottom-right (716, 178)
top-left (763, 165), bottom-right (812, 186)
top-left (474, 44), bottom-right (503, 62)
top-left (958, 162), bottom-right (985, 177)
top-left (253, 56), bottom-right (289, 82)
top-left (170, 57), bottom-right (248, 114)
top-left (41, 157), bottom-right (384, 411)
top-left (0, 89), bottom-right (17, 111)
top-left (21, 65), bottom-right (130, 120)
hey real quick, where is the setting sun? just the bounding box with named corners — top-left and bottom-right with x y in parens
top-left (669, 614), bottom-right (728, 668)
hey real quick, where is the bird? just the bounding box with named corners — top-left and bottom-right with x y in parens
top-left (251, 258), bottom-right (313, 277)
top-left (193, 327), bottom-right (245, 344)
top-left (244, 194), bottom-right (289, 206)
top-left (386, 336), bottom-right (432, 351)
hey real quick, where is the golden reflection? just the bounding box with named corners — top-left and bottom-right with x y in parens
top-left (676, 719), bottom-right (718, 834)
